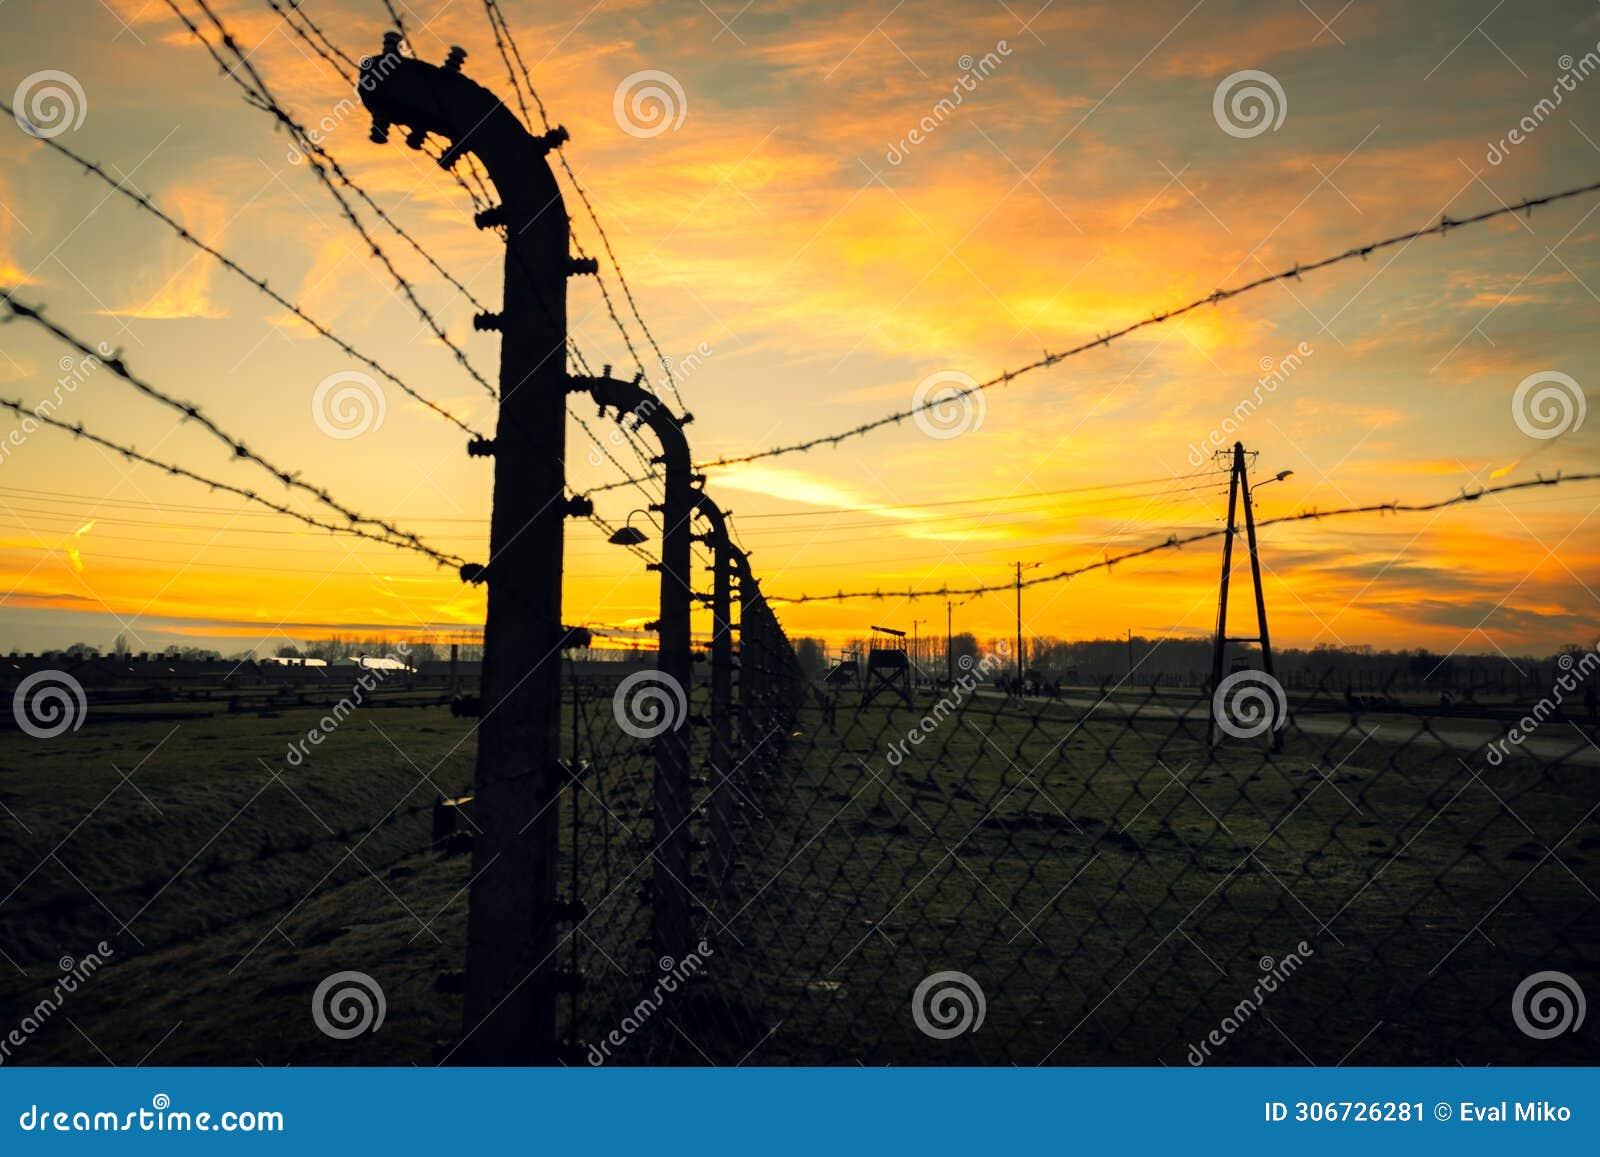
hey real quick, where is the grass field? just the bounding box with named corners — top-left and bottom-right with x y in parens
top-left (1, 684), bottom-right (1595, 1066)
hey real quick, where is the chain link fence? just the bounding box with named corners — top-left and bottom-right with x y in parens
top-left (559, 596), bottom-right (1600, 1066)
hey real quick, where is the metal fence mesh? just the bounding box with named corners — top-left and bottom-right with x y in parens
top-left (559, 594), bottom-right (1599, 1066)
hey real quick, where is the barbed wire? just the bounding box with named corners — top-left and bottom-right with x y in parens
top-left (768, 472), bottom-right (1600, 604)
top-left (160, 0), bottom-right (683, 565)
top-left (0, 396), bottom-right (462, 567)
top-left (270, 0), bottom-right (498, 213)
top-left (376, 0), bottom-right (410, 39)
top-left (259, 0), bottom-right (669, 509)
top-left (256, 0), bottom-right (682, 520)
top-left (481, 0), bottom-right (687, 411)
top-left (162, 0), bottom-right (498, 399)
top-left (1, 104), bottom-right (488, 441)
top-left (591, 175), bottom-right (1600, 490)
top-left (271, 0), bottom-right (359, 78)
top-left (0, 292), bottom-right (457, 563)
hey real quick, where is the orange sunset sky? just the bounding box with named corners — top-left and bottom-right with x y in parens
top-left (0, 0), bottom-right (1597, 659)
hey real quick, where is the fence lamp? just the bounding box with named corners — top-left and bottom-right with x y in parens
top-left (608, 509), bottom-right (653, 547)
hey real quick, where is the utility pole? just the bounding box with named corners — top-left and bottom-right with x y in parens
top-left (1208, 441), bottom-right (1284, 751)
top-left (911, 618), bottom-right (924, 690)
top-left (362, 44), bottom-right (577, 1062)
top-left (1014, 562), bottom-right (1024, 685)
top-left (934, 598), bottom-right (947, 688)
top-left (1127, 628), bottom-right (1134, 677)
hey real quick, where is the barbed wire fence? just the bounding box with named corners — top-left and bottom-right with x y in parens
top-left (1, 0), bottom-right (1596, 1067)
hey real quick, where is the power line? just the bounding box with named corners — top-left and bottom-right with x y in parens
top-left (269, 0), bottom-right (498, 216)
top-left (1, 292), bottom-right (455, 564)
top-left (0, 395), bottom-right (463, 566)
top-left (767, 472), bottom-right (1600, 605)
top-left (177, 0), bottom-right (688, 541)
top-left (254, 3), bottom-right (672, 510)
top-left (0, 104), bottom-right (488, 440)
top-left (162, 0), bottom-right (498, 398)
top-left (480, 0), bottom-right (687, 412)
top-left (592, 175), bottom-right (1600, 489)
top-left (729, 470), bottom-right (1216, 521)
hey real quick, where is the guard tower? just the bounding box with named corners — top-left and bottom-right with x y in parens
top-left (862, 625), bottom-right (914, 708)
top-left (823, 644), bottom-right (860, 688)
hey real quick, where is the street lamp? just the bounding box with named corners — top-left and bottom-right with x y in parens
top-left (607, 509), bottom-right (654, 547)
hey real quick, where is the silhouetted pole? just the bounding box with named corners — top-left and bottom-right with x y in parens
top-left (1208, 441), bottom-right (1282, 751)
top-left (911, 618), bottom-right (924, 690)
top-left (1241, 455), bottom-right (1283, 750)
top-left (1014, 562), bottom-right (1024, 685)
top-left (579, 371), bottom-right (695, 953)
top-left (693, 490), bottom-right (735, 888)
top-left (362, 43), bottom-right (575, 1062)
top-left (934, 598), bottom-right (947, 688)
